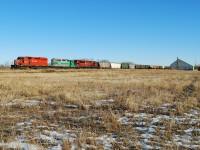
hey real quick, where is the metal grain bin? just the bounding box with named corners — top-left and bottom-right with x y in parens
top-left (111, 63), bottom-right (121, 69)
top-left (170, 58), bottom-right (193, 70)
top-left (99, 62), bottom-right (111, 69)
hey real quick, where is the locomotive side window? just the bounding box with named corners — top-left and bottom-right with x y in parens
top-left (62, 59), bottom-right (68, 61)
top-left (54, 59), bottom-right (61, 61)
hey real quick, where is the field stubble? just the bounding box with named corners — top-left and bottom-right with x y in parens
top-left (0, 69), bottom-right (199, 149)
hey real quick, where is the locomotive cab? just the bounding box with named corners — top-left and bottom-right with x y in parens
top-left (15, 57), bottom-right (26, 66)
top-left (14, 57), bottom-right (31, 66)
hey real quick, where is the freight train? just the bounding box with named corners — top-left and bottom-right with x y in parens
top-left (11, 56), bottom-right (169, 69)
top-left (194, 65), bottom-right (200, 71)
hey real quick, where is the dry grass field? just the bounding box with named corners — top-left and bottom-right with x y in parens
top-left (0, 69), bottom-right (199, 149)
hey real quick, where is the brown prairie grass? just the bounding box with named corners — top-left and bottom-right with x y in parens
top-left (0, 69), bottom-right (199, 148)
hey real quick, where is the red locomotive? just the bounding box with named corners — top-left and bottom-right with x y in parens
top-left (75, 60), bottom-right (99, 68)
top-left (11, 56), bottom-right (48, 68)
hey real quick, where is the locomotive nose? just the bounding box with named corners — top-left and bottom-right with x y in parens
top-left (14, 59), bottom-right (19, 65)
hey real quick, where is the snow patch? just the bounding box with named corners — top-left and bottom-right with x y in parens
top-left (94, 99), bottom-right (115, 107)
top-left (0, 141), bottom-right (43, 150)
top-left (96, 134), bottom-right (117, 149)
top-left (4, 99), bottom-right (41, 107)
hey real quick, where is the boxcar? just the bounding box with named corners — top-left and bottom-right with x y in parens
top-left (121, 63), bottom-right (130, 69)
top-left (11, 56), bottom-right (48, 68)
top-left (51, 58), bottom-right (76, 68)
top-left (75, 60), bottom-right (99, 68)
top-left (99, 62), bottom-right (111, 69)
top-left (111, 63), bottom-right (121, 69)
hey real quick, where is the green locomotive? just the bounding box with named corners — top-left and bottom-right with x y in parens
top-left (51, 58), bottom-right (76, 68)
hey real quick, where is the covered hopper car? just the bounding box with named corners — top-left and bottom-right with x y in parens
top-left (151, 65), bottom-right (163, 69)
top-left (99, 62), bottom-right (111, 69)
top-left (129, 64), bottom-right (135, 69)
top-left (111, 63), bottom-right (121, 69)
top-left (121, 63), bottom-right (130, 69)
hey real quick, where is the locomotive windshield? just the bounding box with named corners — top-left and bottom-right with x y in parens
top-left (17, 57), bottom-right (24, 60)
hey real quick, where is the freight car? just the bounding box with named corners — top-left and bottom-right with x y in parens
top-left (135, 65), bottom-right (150, 69)
top-left (164, 66), bottom-right (170, 69)
top-left (145, 65), bottom-right (151, 69)
top-left (99, 62), bottom-right (111, 69)
top-left (121, 63), bottom-right (130, 69)
top-left (75, 60), bottom-right (99, 68)
top-left (129, 64), bottom-right (135, 69)
top-left (151, 65), bottom-right (163, 69)
top-left (111, 63), bottom-right (121, 69)
top-left (11, 56), bottom-right (48, 69)
top-left (196, 66), bottom-right (200, 71)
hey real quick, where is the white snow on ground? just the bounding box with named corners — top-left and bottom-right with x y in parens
top-left (125, 112), bottom-right (134, 117)
top-left (96, 134), bottom-right (117, 150)
top-left (135, 126), bottom-right (156, 133)
top-left (151, 118), bottom-right (160, 124)
top-left (140, 139), bottom-right (153, 149)
top-left (190, 109), bottom-right (200, 115)
top-left (117, 116), bottom-right (132, 125)
top-left (140, 133), bottom-right (157, 139)
top-left (117, 104), bottom-right (200, 149)
top-left (133, 113), bottom-right (152, 119)
top-left (162, 103), bottom-right (172, 107)
top-left (35, 129), bottom-right (79, 149)
top-left (3, 99), bottom-right (41, 107)
top-left (42, 130), bottom-right (78, 142)
top-left (0, 141), bottom-right (44, 150)
top-left (65, 105), bottom-right (79, 109)
top-left (1, 100), bottom-right (199, 149)
top-left (94, 99), bottom-right (115, 107)
top-left (48, 144), bottom-right (62, 150)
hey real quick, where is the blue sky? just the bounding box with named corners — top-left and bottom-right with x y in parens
top-left (0, 0), bottom-right (199, 66)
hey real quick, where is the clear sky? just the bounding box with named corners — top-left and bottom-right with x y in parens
top-left (0, 0), bottom-right (199, 66)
